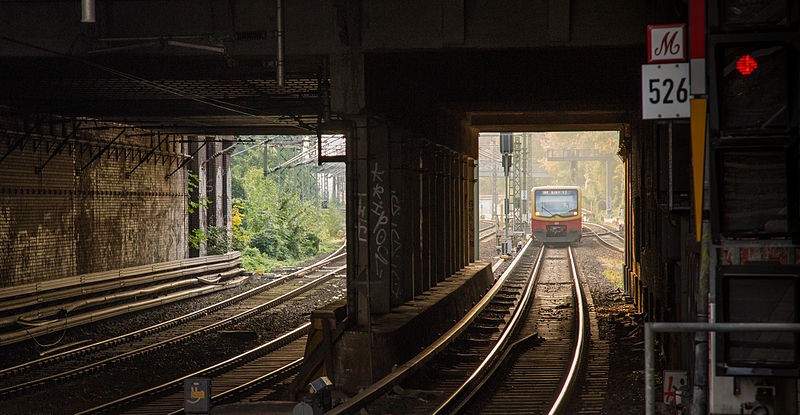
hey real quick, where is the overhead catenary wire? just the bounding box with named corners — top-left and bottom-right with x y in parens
top-left (0, 35), bottom-right (280, 121)
top-left (260, 135), bottom-right (345, 174)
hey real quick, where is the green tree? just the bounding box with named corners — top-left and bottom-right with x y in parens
top-left (230, 136), bottom-right (345, 271)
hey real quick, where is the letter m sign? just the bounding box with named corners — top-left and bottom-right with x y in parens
top-left (648, 24), bottom-right (686, 63)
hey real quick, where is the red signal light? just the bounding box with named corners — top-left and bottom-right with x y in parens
top-left (736, 55), bottom-right (757, 75)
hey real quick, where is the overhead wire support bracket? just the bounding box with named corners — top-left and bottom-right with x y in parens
top-left (35, 120), bottom-right (82, 174)
top-left (126, 133), bottom-right (170, 178)
top-left (0, 127), bottom-right (33, 165)
top-left (76, 128), bottom-right (126, 175)
top-left (165, 140), bottom-right (207, 179)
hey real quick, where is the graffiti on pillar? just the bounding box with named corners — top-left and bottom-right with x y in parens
top-left (390, 189), bottom-right (402, 301)
top-left (370, 162), bottom-right (389, 281)
top-left (357, 192), bottom-right (368, 242)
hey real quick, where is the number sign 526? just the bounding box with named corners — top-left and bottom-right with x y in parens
top-left (641, 63), bottom-right (690, 119)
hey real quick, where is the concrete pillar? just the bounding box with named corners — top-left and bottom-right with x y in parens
top-left (435, 147), bottom-right (446, 283)
top-left (223, 139), bottom-right (233, 242)
top-left (421, 144), bottom-right (433, 291)
top-left (465, 155), bottom-right (474, 265)
top-left (348, 118), bottom-right (370, 326)
top-left (204, 137), bottom-right (220, 229)
top-left (412, 142), bottom-right (424, 297)
top-left (442, 147), bottom-right (451, 278)
top-left (389, 129), bottom-right (413, 305)
top-left (214, 139), bottom-right (224, 230)
top-left (346, 124), bottom-right (477, 324)
top-left (366, 119), bottom-right (392, 314)
top-left (187, 136), bottom-right (201, 258)
top-left (447, 149), bottom-right (455, 276)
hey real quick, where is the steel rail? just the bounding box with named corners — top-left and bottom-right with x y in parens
top-left (326, 238), bottom-right (536, 415)
top-left (586, 221), bottom-right (624, 241)
top-left (583, 223), bottom-right (624, 253)
top-left (0, 265), bottom-right (344, 399)
top-left (76, 324), bottom-right (311, 414)
top-left (597, 222), bottom-right (624, 240)
top-left (479, 228), bottom-right (496, 242)
top-left (433, 245), bottom-right (546, 414)
top-left (167, 359), bottom-right (305, 414)
top-left (0, 265), bottom-right (345, 397)
top-left (0, 245), bottom-right (344, 379)
top-left (547, 246), bottom-right (587, 414)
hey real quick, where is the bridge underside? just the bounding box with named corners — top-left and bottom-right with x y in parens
top-left (0, 0), bottom-right (688, 395)
top-left (345, 48), bottom-right (643, 324)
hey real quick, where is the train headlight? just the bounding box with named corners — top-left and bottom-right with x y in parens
top-left (572, 211), bottom-right (578, 216)
top-left (534, 211), bottom-right (540, 216)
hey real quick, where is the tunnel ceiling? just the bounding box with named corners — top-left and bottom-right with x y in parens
top-left (0, 54), bottom-right (325, 135)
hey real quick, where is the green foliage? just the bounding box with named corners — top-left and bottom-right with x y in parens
top-left (231, 176), bottom-right (247, 200)
top-left (187, 173), bottom-right (212, 214)
top-left (189, 226), bottom-right (230, 255)
top-left (227, 136), bottom-right (345, 271)
top-left (601, 258), bottom-right (624, 289)
top-left (537, 131), bottom-right (624, 218)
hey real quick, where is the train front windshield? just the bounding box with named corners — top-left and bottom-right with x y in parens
top-left (534, 189), bottom-right (579, 218)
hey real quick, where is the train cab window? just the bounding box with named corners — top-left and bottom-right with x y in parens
top-left (533, 189), bottom-right (579, 218)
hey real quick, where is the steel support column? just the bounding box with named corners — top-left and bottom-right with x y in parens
top-left (434, 147), bottom-right (445, 283)
top-left (389, 129), bottom-right (413, 305)
top-left (411, 141), bottom-right (424, 297)
top-left (366, 119), bottom-right (392, 314)
top-left (421, 145), bottom-right (432, 290)
top-left (346, 128), bottom-right (475, 322)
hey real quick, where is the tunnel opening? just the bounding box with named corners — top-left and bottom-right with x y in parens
top-left (477, 129), bottom-right (624, 280)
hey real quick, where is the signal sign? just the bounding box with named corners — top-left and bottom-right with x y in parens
top-left (648, 24), bottom-right (687, 63)
top-left (641, 63), bottom-right (691, 119)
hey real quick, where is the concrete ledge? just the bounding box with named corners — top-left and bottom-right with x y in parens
top-left (334, 261), bottom-right (493, 393)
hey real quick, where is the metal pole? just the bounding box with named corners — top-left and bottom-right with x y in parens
top-left (276, 0), bottom-right (285, 87)
top-left (605, 158), bottom-right (612, 217)
top-left (474, 159), bottom-right (480, 261)
top-left (504, 167), bottom-right (509, 242)
top-left (492, 151), bottom-right (498, 220)
top-left (645, 323), bottom-right (655, 415)
top-left (264, 144), bottom-right (269, 177)
top-left (693, 220), bottom-right (710, 415)
top-left (81, 0), bottom-right (96, 23)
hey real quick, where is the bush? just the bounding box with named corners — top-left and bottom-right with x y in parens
top-left (300, 232), bottom-right (320, 258)
top-left (250, 231), bottom-right (284, 259)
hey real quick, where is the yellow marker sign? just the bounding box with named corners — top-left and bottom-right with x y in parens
top-left (690, 98), bottom-right (707, 242)
top-left (190, 389), bottom-right (205, 400)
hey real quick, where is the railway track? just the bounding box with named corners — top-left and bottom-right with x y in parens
top-left (78, 325), bottom-right (310, 414)
top-left (327, 242), bottom-right (600, 415)
top-left (583, 222), bottom-right (624, 252)
top-left (0, 247), bottom-right (346, 401)
top-left (0, 253), bottom-right (245, 347)
top-left (479, 224), bottom-right (496, 242)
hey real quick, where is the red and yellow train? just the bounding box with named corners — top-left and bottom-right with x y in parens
top-left (531, 186), bottom-right (582, 244)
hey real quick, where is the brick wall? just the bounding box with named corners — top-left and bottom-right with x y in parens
top-left (0, 115), bottom-right (188, 287)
